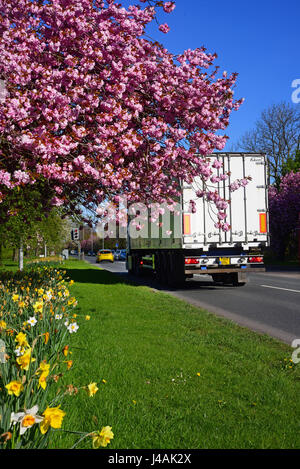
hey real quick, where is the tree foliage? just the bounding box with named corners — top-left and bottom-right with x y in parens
top-left (0, 0), bottom-right (243, 230)
top-left (268, 170), bottom-right (300, 260)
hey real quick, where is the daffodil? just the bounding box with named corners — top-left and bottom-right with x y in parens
top-left (0, 320), bottom-right (6, 330)
top-left (67, 322), bottom-right (79, 334)
top-left (40, 406), bottom-right (66, 434)
top-left (15, 332), bottom-right (29, 348)
top-left (86, 382), bottom-right (98, 397)
top-left (36, 361), bottom-right (50, 390)
top-left (91, 426), bottom-right (114, 448)
top-left (27, 316), bottom-right (37, 327)
top-left (33, 300), bottom-right (43, 314)
top-left (16, 347), bottom-right (35, 371)
top-left (11, 405), bottom-right (43, 435)
top-left (5, 380), bottom-right (24, 397)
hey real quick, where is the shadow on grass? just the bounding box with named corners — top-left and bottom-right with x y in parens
top-left (64, 267), bottom-right (126, 285)
top-left (64, 264), bottom-right (229, 296)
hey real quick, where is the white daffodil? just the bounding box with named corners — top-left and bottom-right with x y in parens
top-left (27, 316), bottom-right (37, 327)
top-left (44, 290), bottom-right (53, 301)
top-left (55, 313), bottom-right (63, 320)
top-left (11, 405), bottom-right (43, 435)
top-left (14, 346), bottom-right (23, 357)
top-left (67, 322), bottom-right (79, 334)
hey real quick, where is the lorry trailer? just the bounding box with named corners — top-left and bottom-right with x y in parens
top-left (126, 152), bottom-right (269, 287)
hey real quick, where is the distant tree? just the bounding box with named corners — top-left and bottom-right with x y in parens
top-left (237, 102), bottom-right (300, 186)
top-left (281, 148), bottom-right (300, 176)
top-left (0, 185), bottom-right (69, 267)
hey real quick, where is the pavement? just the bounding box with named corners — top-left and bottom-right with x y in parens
top-left (84, 255), bottom-right (300, 346)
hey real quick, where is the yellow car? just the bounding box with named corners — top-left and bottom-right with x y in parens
top-left (96, 249), bottom-right (114, 263)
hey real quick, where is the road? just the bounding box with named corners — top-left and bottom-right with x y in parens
top-left (85, 255), bottom-right (300, 345)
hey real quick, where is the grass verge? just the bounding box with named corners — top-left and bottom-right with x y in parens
top-left (45, 259), bottom-right (300, 449)
top-left (0, 258), bottom-right (299, 448)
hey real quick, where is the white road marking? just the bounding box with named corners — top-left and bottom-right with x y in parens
top-left (261, 284), bottom-right (300, 294)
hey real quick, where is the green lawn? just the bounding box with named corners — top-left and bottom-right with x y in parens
top-left (1, 258), bottom-right (299, 449)
top-left (48, 260), bottom-right (299, 449)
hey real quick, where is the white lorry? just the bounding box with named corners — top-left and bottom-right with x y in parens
top-left (126, 152), bottom-right (269, 287)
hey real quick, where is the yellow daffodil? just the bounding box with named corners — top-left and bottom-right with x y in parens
top-left (85, 315), bottom-right (90, 321)
top-left (33, 301), bottom-right (43, 314)
top-left (91, 426), bottom-right (114, 448)
top-left (65, 360), bottom-right (73, 370)
top-left (36, 361), bottom-right (50, 385)
top-left (0, 320), bottom-right (7, 330)
top-left (86, 382), bottom-right (99, 397)
top-left (68, 297), bottom-right (76, 306)
top-left (38, 374), bottom-right (48, 390)
top-left (15, 332), bottom-right (29, 348)
top-left (40, 406), bottom-right (66, 434)
top-left (16, 347), bottom-right (35, 371)
top-left (12, 294), bottom-right (19, 302)
top-left (5, 380), bottom-right (24, 397)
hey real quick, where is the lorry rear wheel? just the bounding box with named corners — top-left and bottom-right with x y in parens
top-left (167, 252), bottom-right (185, 287)
top-left (160, 252), bottom-right (169, 285)
top-left (231, 272), bottom-right (247, 287)
top-left (132, 253), bottom-right (141, 276)
top-left (155, 252), bottom-right (163, 284)
top-left (212, 273), bottom-right (231, 284)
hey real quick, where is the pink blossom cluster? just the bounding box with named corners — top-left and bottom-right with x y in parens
top-left (268, 171), bottom-right (300, 257)
top-left (0, 0), bottom-right (243, 229)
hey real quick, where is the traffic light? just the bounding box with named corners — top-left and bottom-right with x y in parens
top-left (71, 228), bottom-right (79, 241)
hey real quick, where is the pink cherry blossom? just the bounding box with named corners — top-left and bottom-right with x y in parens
top-left (0, 0), bottom-right (244, 230)
top-left (159, 23), bottom-right (170, 34)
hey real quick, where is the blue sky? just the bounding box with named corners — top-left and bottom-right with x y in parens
top-left (143, 0), bottom-right (300, 150)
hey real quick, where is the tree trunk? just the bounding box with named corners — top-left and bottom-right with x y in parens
top-left (12, 248), bottom-right (18, 262)
top-left (19, 240), bottom-right (24, 271)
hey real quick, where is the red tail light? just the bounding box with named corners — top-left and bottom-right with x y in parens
top-left (140, 260), bottom-right (143, 265)
top-left (185, 258), bottom-right (199, 265)
top-left (249, 257), bottom-right (263, 263)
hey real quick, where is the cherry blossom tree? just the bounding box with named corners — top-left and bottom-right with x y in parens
top-left (268, 171), bottom-right (300, 260)
top-left (0, 0), bottom-right (243, 230)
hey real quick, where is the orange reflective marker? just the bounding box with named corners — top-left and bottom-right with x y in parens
top-left (259, 213), bottom-right (267, 233)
